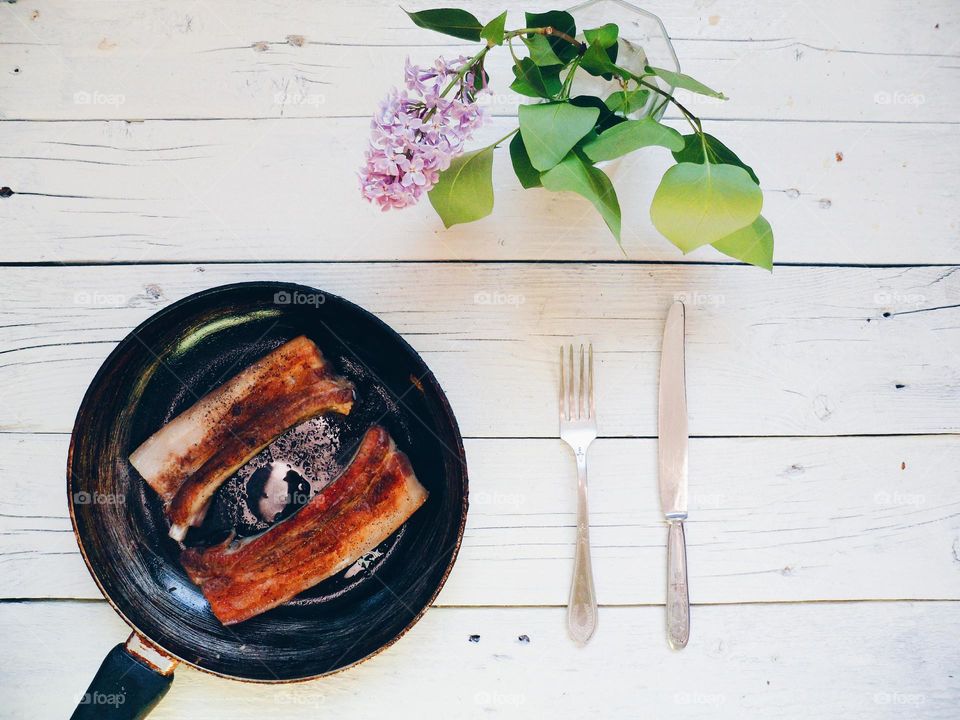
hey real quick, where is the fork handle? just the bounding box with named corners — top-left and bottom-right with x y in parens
top-left (666, 519), bottom-right (690, 649)
top-left (568, 453), bottom-right (598, 644)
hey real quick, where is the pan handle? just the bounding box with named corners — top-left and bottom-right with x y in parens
top-left (71, 633), bottom-right (178, 720)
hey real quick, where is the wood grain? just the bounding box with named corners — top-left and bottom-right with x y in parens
top-left (1, 119), bottom-right (957, 264)
top-left (1, 1), bottom-right (956, 121)
top-left (2, 600), bottom-right (957, 719)
top-left (2, 0), bottom-right (959, 715)
top-left (2, 263), bottom-right (957, 437)
top-left (4, 432), bottom-right (958, 604)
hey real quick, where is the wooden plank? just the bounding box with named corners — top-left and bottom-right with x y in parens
top-left (1, 599), bottom-right (956, 719)
top-left (0, 1), bottom-right (956, 121)
top-left (1, 263), bottom-right (958, 436)
top-left (3, 0), bottom-right (953, 51)
top-left (4, 433), bottom-right (959, 603)
top-left (1, 118), bottom-right (958, 264)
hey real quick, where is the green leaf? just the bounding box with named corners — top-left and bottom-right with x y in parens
top-left (541, 152), bottom-right (621, 240)
top-left (569, 95), bottom-right (624, 133)
top-left (510, 58), bottom-right (561, 99)
top-left (509, 133), bottom-right (541, 188)
top-left (428, 145), bottom-right (495, 227)
top-left (404, 8), bottom-right (483, 41)
top-left (580, 42), bottom-right (618, 78)
top-left (576, 129), bottom-right (600, 148)
top-left (646, 66), bottom-right (727, 99)
top-left (584, 23), bottom-right (618, 49)
top-left (580, 23), bottom-right (620, 73)
top-left (480, 11), bottom-right (507, 46)
top-left (673, 133), bottom-right (760, 185)
top-left (524, 10), bottom-right (579, 62)
top-left (650, 162), bottom-right (762, 252)
top-left (522, 33), bottom-right (563, 66)
top-left (581, 23), bottom-right (619, 78)
top-left (712, 214), bottom-right (774, 270)
top-left (605, 88), bottom-right (650, 115)
top-left (582, 118), bottom-right (684, 162)
top-left (518, 102), bottom-right (600, 172)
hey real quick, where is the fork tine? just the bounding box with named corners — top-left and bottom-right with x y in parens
top-left (568, 345), bottom-right (574, 420)
top-left (578, 344), bottom-right (585, 420)
top-left (559, 346), bottom-right (566, 421)
top-left (588, 344), bottom-right (595, 419)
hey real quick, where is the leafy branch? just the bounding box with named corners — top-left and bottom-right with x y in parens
top-left (396, 7), bottom-right (773, 269)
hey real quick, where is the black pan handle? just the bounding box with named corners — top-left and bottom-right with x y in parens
top-left (71, 634), bottom-right (177, 720)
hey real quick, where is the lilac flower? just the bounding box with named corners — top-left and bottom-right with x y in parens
top-left (360, 56), bottom-right (487, 211)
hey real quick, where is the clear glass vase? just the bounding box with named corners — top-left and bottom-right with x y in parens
top-left (566, 0), bottom-right (680, 120)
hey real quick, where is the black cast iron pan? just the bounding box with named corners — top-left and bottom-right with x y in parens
top-left (67, 282), bottom-right (468, 719)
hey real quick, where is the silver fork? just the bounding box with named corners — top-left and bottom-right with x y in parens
top-left (559, 344), bottom-right (598, 644)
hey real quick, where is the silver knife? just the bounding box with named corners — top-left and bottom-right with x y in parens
top-left (658, 301), bottom-right (690, 649)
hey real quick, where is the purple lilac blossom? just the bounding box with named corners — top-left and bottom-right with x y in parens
top-left (360, 56), bottom-right (487, 210)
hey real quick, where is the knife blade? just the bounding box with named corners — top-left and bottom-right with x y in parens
top-left (658, 300), bottom-right (690, 649)
top-left (658, 301), bottom-right (688, 518)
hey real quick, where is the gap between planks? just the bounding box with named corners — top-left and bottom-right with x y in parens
top-left (2, 259), bottom-right (960, 269)
top-left (3, 598), bottom-right (958, 609)
top-left (2, 117), bottom-right (959, 125)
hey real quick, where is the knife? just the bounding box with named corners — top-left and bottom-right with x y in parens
top-left (658, 300), bottom-right (690, 649)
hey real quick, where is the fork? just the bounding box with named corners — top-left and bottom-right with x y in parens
top-left (559, 344), bottom-right (598, 644)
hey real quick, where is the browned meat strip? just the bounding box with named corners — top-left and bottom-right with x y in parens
top-left (181, 426), bottom-right (428, 625)
top-left (129, 336), bottom-right (354, 540)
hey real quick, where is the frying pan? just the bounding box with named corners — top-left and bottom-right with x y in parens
top-left (67, 282), bottom-right (468, 719)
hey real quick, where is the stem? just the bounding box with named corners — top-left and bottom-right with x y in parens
top-left (439, 46), bottom-right (489, 98)
top-left (604, 63), bottom-right (702, 132)
top-left (492, 127), bottom-right (520, 146)
top-left (636, 78), bottom-right (702, 133)
top-left (506, 35), bottom-right (530, 83)
top-left (504, 26), bottom-right (586, 54)
top-left (507, 36), bottom-right (520, 64)
top-left (421, 46), bottom-right (490, 124)
top-left (560, 56), bottom-right (582, 99)
top-left (649, 83), bottom-right (670, 117)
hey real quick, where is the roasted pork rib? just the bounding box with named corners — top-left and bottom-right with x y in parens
top-left (181, 425), bottom-right (428, 625)
top-left (129, 335), bottom-right (354, 540)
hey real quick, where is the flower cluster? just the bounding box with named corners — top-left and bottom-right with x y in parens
top-left (360, 56), bottom-right (487, 210)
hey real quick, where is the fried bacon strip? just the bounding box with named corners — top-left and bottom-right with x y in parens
top-left (181, 426), bottom-right (428, 625)
top-left (129, 336), bottom-right (354, 540)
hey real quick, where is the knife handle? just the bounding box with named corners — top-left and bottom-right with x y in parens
top-left (666, 520), bottom-right (690, 649)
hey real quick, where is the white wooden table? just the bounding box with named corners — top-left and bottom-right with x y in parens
top-left (2, 1), bottom-right (959, 718)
